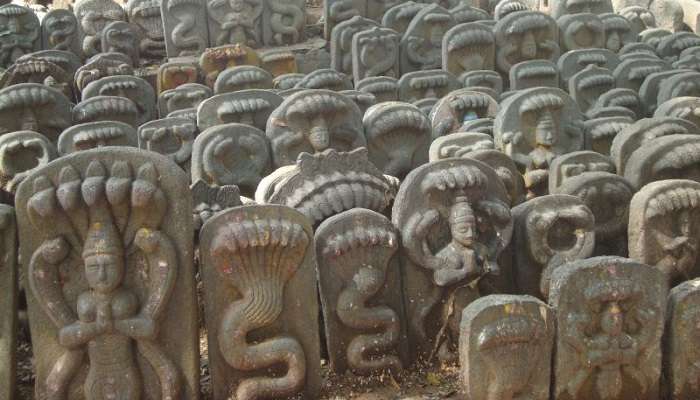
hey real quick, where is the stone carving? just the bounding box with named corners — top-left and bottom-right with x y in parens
top-left (674, 53), bottom-right (700, 72)
top-left (613, 57), bottom-right (668, 93)
top-left (638, 70), bottom-right (690, 116)
top-left (74, 0), bottom-right (126, 57)
top-left (400, 4), bottom-right (455, 73)
top-left (0, 205), bottom-right (15, 400)
top-left (549, 256), bottom-right (666, 400)
top-left (192, 123), bottom-right (270, 196)
top-left (413, 97), bottom-right (439, 115)
top-left (138, 117), bottom-right (196, 171)
top-left (452, 3), bottom-right (490, 23)
top-left (351, 26), bottom-right (400, 82)
top-left (197, 89), bottom-right (282, 132)
top-left (324, 0), bottom-right (365, 39)
top-left (468, 149), bottom-right (526, 207)
top-left (599, 12), bottom-right (634, 52)
top-left (168, 107), bottom-right (197, 120)
top-left (366, 0), bottom-right (403, 21)
top-left (393, 158), bottom-right (512, 362)
top-left (206, 0), bottom-right (262, 47)
top-left (655, 96), bottom-right (700, 128)
top-left (273, 73), bottom-right (305, 90)
top-left (161, 0), bottom-right (208, 57)
top-left (619, 42), bottom-right (658, 59)
top-left (442, 23), bottom-right (495, 79)
top-left (260, 49), bottom-right (297, 77)
top-left (213, 65), bottom-right (273, 94)
top-left (331, 16), bottom-right (378, 75)
top-left (460, 295), bottom-right (554, 400)
top-left (340, 90), bottom-right (376, 115)
top-left (0, 56), bottom-right (75, 100)
top-left (548, 0), bottom-right (613, 19)
top-left (494, 11), bottom-right (559, 76)
top-left (17, 148), bottom-right (198, 400)
top-left (429, 89), bottom-right (498, 139)
top-left (588, 106), bottom-right (637, 120)
top-left (557, 13), bottom-right (605, 52)
top-left (199, 44), bottom-right (261, 87)
top-left (460, 70), bottom-right (503, 94)
top-left (100, 21), bottom-right (141, 65)
top-left (665, 278), bottom-right (700, 399)
top-left (625, 134), bottom-right (700, 190)
top-left (381, 1), bottom-right (425, 35)
top-left (494, 87), bottom-right (584, 199)
top-left (82, 75), bottom-right (157, 125)
top-left (583, 116), bottom-right (634, 156)
top-left (262, 0), bottom-right (305, 46)
top-left (429, 132), bottom-right (494, 162)
top-left (593, 88), bottom-right (641, 119)
top-left (190, 179), bottom-right (242, 230)
top-left (398, 70), bottom-right (461, 104)
top-left (460, 117), bottom-right (496, 136)
top-left (640, 27), bottom-right (672, 48)
top-left (19, 49), bottom-right (82, 81)
top-left (557, 48), bottom-right (619, 87)
top-left (0, 83), bottom-right (71, 141)
top-left (620, 6), bottom-right (656, 36)
top-left (158, 83), bottom-right (212, 118)
top-left (293, 69), bottom-right (353, 91)
top-left (58, 121), bottom-right (138, 155)
top-left (0, 4), bottom-right (39, 67)
top-left (127, 0), bottom-right (166, 61)
top-left (316, 208), bottom-right (406, 375)
top-left (266, 89), bottom-right (366, 168)
top-left (200, 204), bottom-right (320, 400)
top-left (657, 32), bottom-right (700, 62)
top-left (74, 52), bottom-right (134, 94)
top-left (568, 64), bottom-right (614, 115)
top-left (548, 150), bottom-right (615, 190)
top-left (156, 60), bottom-right (199, 93)
top-left (657, 72), bottom-right (700, 106)
top-left (509, 59), bottom-right (558, 90)
top-left (493, 0), bottom-right (528, 20)
top-left (41, 9), bottom-right (81, 56)
top-left (355, 75), bottom-right (398, 99)
top-left (0, 131), bottom-right (56, 193)
top-left (363, 101), bottom-right (430, 179)
top-left (73, 96), bottom-right (140, 127)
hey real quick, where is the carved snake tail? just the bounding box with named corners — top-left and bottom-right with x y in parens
top-left (171, 14), bottom-right (206, 54)
top-left (46, 350), bottom-right (85, 400)
top-left (137, 340), bottom-right (181, 400)
top-left (269, 1), bottom-right (303, 44)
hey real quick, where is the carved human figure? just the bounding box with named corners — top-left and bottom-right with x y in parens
top-left (549, 256), bottom-right (667, 400)
top-left (400, 4), bottom-right (455, 73)
top-left (101, 21), bottom-right (141, 65)
top-left (17, 148), bottom-right (198, 399)
top-left (197, 89), bottom-right (282, 132)
top-left (509, 59), bottom-right (558, 90)
top-left (213, 65), bottom-right (273, 94)
top-left (0, 205), bottom-right (15, 399)
top-left (442, 23), bottom-right (495, 79)
top-left (127, 0), bottom-right (166, 61)
top-left (138, 117), bottom-right (196, 171)
top-left (0, 131), bottom-right (56, 193)
top-left (460, 295), bottom-right (554, 400)
top-left (200, 205), bottom-right (320, 400)
top-left (266, 89), bottom-right (366, 168)
top-left (557, 13), bottom-right (605, 52)
top-left (494, 11), bottom-right (560, 76)
top-left (262, 0), bottom-right (305, 46)
top-left (74, 0), bottom-right (126, 57)
top-left (161, 0), bottom-right (209, 57)
top-left (351, 27), bottom-right (400, 82)
top-left (620, 6), bottom-right (656, 36)
top-left (430, 89), bottom-right (499, 139)
top-left (665, 278), bottom-right (700, 400)
top-left (0, 4), bottom-right (39, 67)
top-left (41, 9), bottom-right (81, 56)
top-left (74, 52), bottom-right (134, 94)
top-left (568, 64), bottom-right (615, 115)
top-left (316, 209), bottom-right (405, 375)
top-left (82, 75), bottom-right (157, 125)
top-left (207, 0), bottom-right (262, 47)
top-left (394, 159), bottom-right (513, 362)
top-left (58, 121), bottom-right (138, 155)
top-left (330, 16), bottom-right (379, 75)
top-left (0, 83), bottom-right (72, 142)
top-left (158, 83), bottom-right (212, 117)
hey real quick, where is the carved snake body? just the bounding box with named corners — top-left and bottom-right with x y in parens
top-left (171, 12), bottom-right (206, 55)
top-left (269, 0), bottom-right (303, 45)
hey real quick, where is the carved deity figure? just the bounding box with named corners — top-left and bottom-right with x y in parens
top-left (41, 9), bottom-right (81, 56)
top-left (442, 23), bottom-right (495, 80)
top-left (666, 279), bottom-right (700, 400)
top-left (400, 4), bottom-right (455, 73)
top-left (0, 4), bottom-right (39, 67)
top-left (74, 0), bottom-right (126, 57)
top-left (207, 0), bottom-right (262, 47)
top-left (494, 11), bottom-right (559, 76)
top-left (127, 0), bottom-right (166, 61)
top-left (263, 0), bottom-right (305, 46)
top-left (351, 27), bottom-right (400, 82)
top-left (162, 0), bottom-right (209, 57)
top-left (549, 257), bottom-right (666, 400)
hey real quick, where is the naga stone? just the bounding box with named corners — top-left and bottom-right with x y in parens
top-left (583, 116), bottom-right (633, 156)
top-left (100, 21), bottom-right (141, 65)
top-left (127, 0), bottom-right (166, 61)
top-left (259, 148), bottom-right (398, 226)
top-left (19, 49), bottom-right (82, 80)
top-left (548, 150), bottom-right (615, 190)
top-left (161, 0), bottom-right (208, 57)
top-left (655, 96), bottom-right (700, 128)
top-left (316, 208), bottom-right (407, 375)
top-left (262, 0), bottom-right (305, 46)
top-left (0, 56), bottom-right (75, 100)
top-left (168, 107), bottom-right (197, 120)
top-left (74, 0), bottom-right (126, 57)
top-left (639, 70), bottom-right (691, 116)
top-left (549, 256), bottom-right (667, 400)
top-left (351, 26), bottom-right (400, 82)
top-left (156, 60), bottom-right (200, 93)
top-left (619, 42), bottom-right (658, 59)
top-left (640, 27), bottom-right (672, 48)
top-left (494, 11), bottom-right (559, 76)
top-left (460, 117), bottom-right (496, 137)
top-left (213, 65), bottom-right (273, 94)
top-left (629, 179), bottom-right (700, 286)
top-left (381, 1), bottom-right (425, 35)
top-left (599, 13), bottom-right (634, 52)
top-left (190, 179), bottom-right (242, 230)
top-left (293, 68), bottom-right (354, 91)
top-left (273, 73), bottom-right (305, 90)
top-left (0, 83), bottom-right (71, 141)
top-left (191, 123), bottom-right (270, 196)
top-left (493, 0), bottom-right (528, 21)
top-left (199, 44), bottom-right (261, 88)
top-left (0, 131), bottom-right (56, 193)
top-left (512, 194), bottom-right (594, 298)
top-left (613, 58), bottom-right (669, 93)
top-left (58, 121), bottom-right (138, 155)
top-left (197, 89), bottom-right (282, 132)
top-left (509, 59), bottom-right (559, 90)
top-left (665, 278), bottom-right (700, 399)
top-left (460, 70), bottom-right (503, 94)
top-left (657, 71), bottom-right (700, 106)
top-left (158, 83), bottom-right (212, 117)
top-left (41, 9), bottom-right (81, 56)
top-left (429, 89), bottom-right (498, 139)
top-left (17, 147), bottom-right (199, 400)
top-left (363, 101), bottom-right (431, 179)
top-left (0, 4), bottom-right (39, 68)
top-left (398, 70), bottom-right (461, 104)
top-left (82, 75), bottom-right (157, 125)
top-left (557, 13), bottom-right (605, 52)
top-left (366, 0), bottom-right (403, 21)
top-left (324, 0), bottom-right (365, 40)
top-left (468, 149), bottom-right (526, 207)
top-left (460, 295), bottom-right (554, 400)
top-left (620, 6), bottom-right (656, 36)
top-left (266, 89), bottom-right (366, 168)
top-left (331, 16), bottom-right (378, 75)
top-left (494, 87), bottom-right (584, 199)
top-left (568, 64), bottom-right (614, 114)
top-left (260, 50), bottom-right (297, 77)
top-left (138, 117), bottom-right (196, 171)
top-left (206, 0), bottom-right (262, 48)
top-left (200, 204), bottom-right (320, 400)
top-left (557, 48), bottom-right (619, 87)
top-left (546, 0), bottom-right (612, 19)
top-left (393, 158), bottom-right (513, 363)
top-left (673, 53), bottom-right (700, 72)
top-left (588, 106), bottom-right (638, 119)
top-left (452, 3), bottom-right (490, 23)
top-left (339, 90), bottom-right (376, 115)
top-left (428, 132), bottom-right (494, 161)
top-left (0, 205), bottom-right (15, 400)
top-left (625, 134), bottom-right (700, 190)
top-left (74, 52), bottom-right (135, 94)
top-left (442, 22), bottom-right (495, 79)
top-left (592, 88), bottom-right (641, 119)
top-left (73, 96), bottom-right (140, 127)
top-left (400, 4), bottom-right (455, 73)
top-left (657, 32), bottom-right (700, 62)
top-left (413, 97), bottom-right (439, 115)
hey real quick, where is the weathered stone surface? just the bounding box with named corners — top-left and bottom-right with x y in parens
top-left (620, 6), bottom-right (656, 36)
top-left (557, 48), bottom-right (619, 87)
top-left (73, 96), bottom-right (140, 127)
top-left (0, 56), bottom-right (75, 100)
top-left (398, 69), bottom-right (461, 104)
top-left (588, 106), bottom-right (638, 122)
top-left (657, 71), bottom-right (700, 106)
top-left (460, 70), bottom-right (503, 94)
top-left (381, 1), bottom-right (425, 35)
top-left (673, 52), bottom-right (700, 72)
top-left (74, 0), bottom-right (126, 57)
top-left (460, 295), bottom-right (554, 400)
top-left (162, 0), bottom-right (208, 57)
top-left (548, 150), bottom-right (615, 190)
top-left (393, 158), bottom-right (512, 363)
top-left (324, 0), bottom-right (365, 40)
top-left (568, 64), bottom-right (614, 114)
top-left (41, 9), bottom-right (81, 56)
top-left (512, 194), bottom-right (594, 298)
top-left (331, 16), bottom-right (378, 75)
top-left (494, 11), bottom-right (559, 75)
top-left (655, 96), bottom-right (700, 128)
top-left (199, 44), bottom-right (261, 87)
top-left (619, 41), bottom-right (658, 58)
top-left (452, 2), bottom-right (490, 23)
top-left (625, 134), bottom-right (700, 190)
top-left (460, 117), bottom-right (496, 136)
top-left (58, 121), bottom-right (138, 155)
top-left (19, 49), bottom-right (82, 81)
top-left (206, 0), bottom-right (263, 48)
top-left (262, 0), bottom-right (305, 46)
top-left (640, 26), bottom-right (672, 47)
top-left (17, 147), bottom-right (199, 400)
top-left (493, 0), bottom-right (528, 20)
top-left (549, 256), bottom-right (666, 400)
top-left (156, 60), bottom-right (200, 93)
top-left (0, 4), bottom-right (39, 68)
top-left (266, 89), bottom-right (366, 168)
top-left (665, 278), bottom-right (700, 400)
top-left (400, 4), bottom-right (455, 73)
top-left (190, 179), bottom-right (242, 230)
top-left (74, 52), bottom-right (134, 94)
top-left (510, 59), bottom-right (558, 90)
top-left (260, 49), bottom-right (297, 77)
top-left (351, 27), bottom-right (400, 82)
top-left (294, 68), bottom-right (353, 90)
top-left (658, 33), bottom-right (700, 62)
top-left (547, 0), bottom-right (613, 19)
top-left (639, 70), bottom-right (690, 116)
top-left (366, 0), bottom-right (403, 21)
top-left (355, 76), bottom-right (398, 102)
top-left (592, 87), bottom-right (641, 119)
top-left (138, 117), bottom-right (196, 171)
top-left (0, 205), bottom-right (15, 400)
top-left (442, 22), bottom-right (495, 79)
top-left (199, 204), bottom-right (320, 400)
top-left (413, 97), bottom-right (439, 115)
top-left (614, 57), bottom-right (669, 93)
top-left (0, 83), bottom-right (71, 141)
top-left (600, 12), bottom-right (635, 52)
top-left (557, 13), bottom-right (605, 52)
top-left (168, 107), bottom-right (197, 120)
top-left (428, 132), bottom-right (493, 162)
top-left (127, 0), bottom-right (166, 61)
top-left (316, 208), bottom-right (407, 375)
top-left (197, 89), bottom-right (282, 133)
top-left (273, 72), bottom-right (305, 90)
top-left (213, 65), bottom-right (273, 94)
top-left (430, 89), bottom-right (498, 139)
top-left (192, 123), bottom-right (270, 196)
top-left (0, 131), bottom-right (56, 194)
top-left (82, 75), bottom-right (157, 125)
top-left (158, 82), bottom-right (211, 118)
top-left (467, 149), bottom-right (526, 207)
top-left (583, 116), bottom-right (633, 156)
top-left (340, 89), bottom-right (376, 115)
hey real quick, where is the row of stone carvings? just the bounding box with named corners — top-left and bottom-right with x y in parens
top-left (1, 142), bottom-right (700, 399)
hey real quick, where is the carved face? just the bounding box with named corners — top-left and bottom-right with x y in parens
top-left (527, 108), bottom-right (560, 149)
top-left (450, 202), bottom-right (476, 247)
top-left (85, 253), bottom-right (125, 294)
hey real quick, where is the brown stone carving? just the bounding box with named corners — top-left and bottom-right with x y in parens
top-left (127, 0), bottom-right (166, 61)
top-left (316, 208), bottom-right (406, 375)
top-left (0, 83), bottom-right (71, 141)
top-left (509, 59), bottom-right (558, 90)
top-left (58, 121), bottom-right (138, 155)
top-left (156, 60), bottom-right (200, 93)
top-left (0, 130), bottom-right (56, 194)
top-left (82, 75), bottom-right (157, 125)
top-left (162, 0), bottom-right (208, 57)
top-left (74, 0), bottom-right (126, 57)
top-left (351, 26), bottom-right (400, 82)
top-left (468, 149), bottom-right (526, 207)
top-left (494, 11), bottom-right (559, 76)
top-left (0, 205), bottom-right (16, 400)
top-left (213, 65), bottom-right (273, 94)
top-left (138, 117), bottom-right (196, 171)
top-left (665, 278), bottom-right (700, 400)
top-left (568, 64), bottom-right (614, 115)
top-left (460, 295), bottom-right (554, 400)
top-left (41, 9), bottom-right (81, 57)
top-left (583, 116), bottom-right (634, 156)
top-left (17, 147), bottom-right (199, 400)
top-left (73, 96), bottom-right (140, 127)
top-left (266, 89), bottom-right (366, 168)
top-left (655, 96), bottom-right (700, 128)
top-left (400, 4), bottom-right (455, 73)
top-left (393, 158), bottom-right (513, 362)
top-left (398, 70), bottom-right (461, 104)
top-left (158, 82), bottom-right (212, 118)
top-left (557, 13), bottom-right (605, 52)
top-left (200, 204), bottom-right (320, 400)
top-left (294, 68), bottom-right (353, 91)
top-left (625, 134), bottom-right (700, 190)
top-left (190, 179), bottom-right (242, 230)
top-left (331, 16), bottom-right (378, 75)
top-left (199, 44), bottom-right (261, 88)
top-left (74, 52), bottom-right (135, 95)
top-left (549, 256), bottom-right (667, 400)
top-left (442, 22), bottom-right (495, 79)
top-left (206, 0), bottom-right (262, 48)
top-left (197, 89), bottom-right (282, 132)
top-left (0, 4), bottom-right (39, 68)
top-left (429, 132), bottom-right (494, 162)
top-left (430, 89), bottom-right (498, 139)
top-left (262, 0), bottom-right (305, 46)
